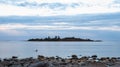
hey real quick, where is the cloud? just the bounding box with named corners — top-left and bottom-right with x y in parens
top-left (0, 4), bottom-right (36, 16)
top-left (0, 29), bottom-right (25, 36)
top-left (52, 22), bottom-right (70, 25)
top-left (0, 23), bottom-right (120, 39)
top-left (0, 0), bottom-right (120, 16)
top-left (0, 23), bottom-right (27, 29)
top-left (0, 23), bottom-right (26, 36)
top-left (0, 23), bottom-right (120, 31)
top-left (0, 13), bottom-right (120, 28)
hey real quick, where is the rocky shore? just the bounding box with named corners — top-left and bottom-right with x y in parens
top-left (0, 55), bottom-right (120, 67)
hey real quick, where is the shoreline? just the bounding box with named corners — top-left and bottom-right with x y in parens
top-left (0, 55), bottom-right (120, 67)
top-left (28, 36), bottom-right (102, 42)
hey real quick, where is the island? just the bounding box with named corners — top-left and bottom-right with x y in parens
top-left (28, 36), bottom-right (101, 42)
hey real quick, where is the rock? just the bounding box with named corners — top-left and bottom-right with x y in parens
top-left (29, 62), bottom-right (50, 67)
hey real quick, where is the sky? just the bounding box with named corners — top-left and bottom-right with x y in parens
top-left (0, 0), bottom-right (120, 40)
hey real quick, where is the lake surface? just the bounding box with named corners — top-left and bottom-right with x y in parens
top-left (0, 41), bottom-right (120, 58)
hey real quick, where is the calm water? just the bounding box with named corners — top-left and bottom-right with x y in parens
top-left (0, 41), bottom-right (120, 58)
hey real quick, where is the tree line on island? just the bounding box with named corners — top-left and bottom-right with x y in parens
top-left (28, 36), bottom-right (101, 42)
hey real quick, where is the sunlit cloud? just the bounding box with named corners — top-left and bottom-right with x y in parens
top-left (52, 22), bottom-right (70, 25)
top-left (0, 0), bottom-right (120, 16)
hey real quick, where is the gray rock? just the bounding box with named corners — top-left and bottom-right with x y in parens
top-left (29, 62), bottom-right (50, 67)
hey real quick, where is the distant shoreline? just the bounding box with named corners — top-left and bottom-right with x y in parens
top-left (28, 36), bottom-right (102, 42)
top-left (27, 40), bottom-right (102, 42)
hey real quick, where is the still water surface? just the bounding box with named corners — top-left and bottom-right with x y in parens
top-left (0, 41), bottom-right (120, 58)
